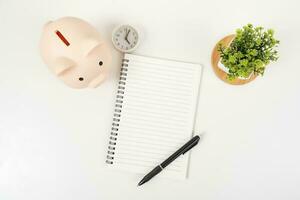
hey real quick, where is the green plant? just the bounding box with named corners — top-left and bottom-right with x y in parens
top-left (218, 24), bottom-right (279, 80)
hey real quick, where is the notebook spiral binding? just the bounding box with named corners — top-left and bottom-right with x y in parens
top-left (106, 58), bottom-right (129, 164)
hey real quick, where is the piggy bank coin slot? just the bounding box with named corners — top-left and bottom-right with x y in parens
top-left (55, 30), bottom-right (70, 46)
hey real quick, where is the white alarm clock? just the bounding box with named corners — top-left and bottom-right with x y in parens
top-left (112, 25), bottom-right (139, 53)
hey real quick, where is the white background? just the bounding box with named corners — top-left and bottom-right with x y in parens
top-left (1, 0), bottom-right (300, 199)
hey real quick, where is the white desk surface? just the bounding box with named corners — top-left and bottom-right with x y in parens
top-left (1, 0), bottom-right (300, 199)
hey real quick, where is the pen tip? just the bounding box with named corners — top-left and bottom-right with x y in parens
top-left (137, 180), bottom-right (145, 186)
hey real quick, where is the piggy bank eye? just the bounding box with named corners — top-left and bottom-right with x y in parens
top-left (79, 77), bottom-right (84, 81)
top-left (99, 61), bottom-right (103, 66)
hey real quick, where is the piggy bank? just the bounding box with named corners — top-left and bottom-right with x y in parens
top-left (39, 17), bottom-right (111, 89)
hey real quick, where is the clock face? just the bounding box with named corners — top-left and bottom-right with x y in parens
top-left (112, 25), bottom-right (139, 52)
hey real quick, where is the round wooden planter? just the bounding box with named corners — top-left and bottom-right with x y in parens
top-left (211, 34), bottom-right (257, 85)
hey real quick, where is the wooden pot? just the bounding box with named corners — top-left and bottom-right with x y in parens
top-left (211, 34), bottom-right (257, 85)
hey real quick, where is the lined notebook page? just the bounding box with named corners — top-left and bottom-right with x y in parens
top-left (108, 54), bottom-right (202, 179)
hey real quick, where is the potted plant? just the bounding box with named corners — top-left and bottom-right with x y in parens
top-left (211, 24), bottom-right (279, 85)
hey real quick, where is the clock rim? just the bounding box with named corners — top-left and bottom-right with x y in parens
top-left (111, 24), bottom-right (140, 53)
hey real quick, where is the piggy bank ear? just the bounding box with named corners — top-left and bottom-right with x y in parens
top-left (82, 38), bottom-right (103, 57)
top-left (52, 57), bottom-right (75, 76)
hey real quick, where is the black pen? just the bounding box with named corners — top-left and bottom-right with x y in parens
top-left (138, 135), bottom-right (201, 186)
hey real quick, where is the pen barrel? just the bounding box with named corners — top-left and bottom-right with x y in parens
top-left (160, 135), bottom-right (200, 168)
top-left (145, 166), bottom-right (162, 179)
top-left (160, 152), bottom-right (182, 168)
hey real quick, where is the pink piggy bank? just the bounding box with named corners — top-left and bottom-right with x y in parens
top-left (39, 17), bottom-right (111, 89)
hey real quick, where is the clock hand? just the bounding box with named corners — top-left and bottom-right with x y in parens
top-left (125, 29), bottom-right (130, 40)
top-left (125, 30), bottom-right (131, 44)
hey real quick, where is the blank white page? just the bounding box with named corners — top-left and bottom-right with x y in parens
top-left (107, 54), bottom-right (202, 179)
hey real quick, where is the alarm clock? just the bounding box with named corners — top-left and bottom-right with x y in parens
top-left (112, 25), bottom-right (139, 53)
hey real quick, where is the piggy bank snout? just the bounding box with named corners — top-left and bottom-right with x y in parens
top-left (53, 45), bottom-right (110, 89)
top-left (58, 58), bottom-right (108, 89)
top-left (75, 62), bottom-right (106, 85)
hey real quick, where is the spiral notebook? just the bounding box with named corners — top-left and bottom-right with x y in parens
top-left (106, 54), bottom-right (202, 179)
